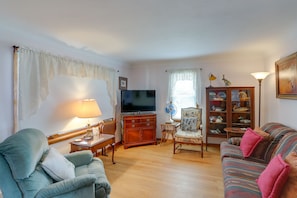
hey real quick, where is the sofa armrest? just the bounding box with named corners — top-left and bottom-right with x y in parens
top-left (64, 150), bottom-right (93, 167)
top-left (228, 137), bottom-right (242, 146)
top-left (35, 175), bottom-right (96, 198)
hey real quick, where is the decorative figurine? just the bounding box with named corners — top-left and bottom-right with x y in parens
top-left (222, 74), bottom-right (231, 86)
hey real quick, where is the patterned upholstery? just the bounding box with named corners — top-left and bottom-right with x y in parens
top-left (221, 122), bottom-right (297, 198)
top-left (173, 107), bottom-right (203, 157)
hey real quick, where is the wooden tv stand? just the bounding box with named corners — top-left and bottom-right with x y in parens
top-left (122, 113), bottom-right (157, 149)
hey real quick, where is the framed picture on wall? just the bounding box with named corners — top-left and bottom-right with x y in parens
top-left (119, 76), bottom-right (128, 90)
top-left (275, 52), bottom-right (297, 99)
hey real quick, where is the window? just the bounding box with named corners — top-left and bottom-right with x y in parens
top-left (168, 69), bottom-right (201, 119)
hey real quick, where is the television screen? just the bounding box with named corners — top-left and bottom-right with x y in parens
top-left (121, 90), bottom-right (156, 113)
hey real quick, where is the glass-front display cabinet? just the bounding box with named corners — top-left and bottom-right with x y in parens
top-left (206, 87), bottom-right (255, 148)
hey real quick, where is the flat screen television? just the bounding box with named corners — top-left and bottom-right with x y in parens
top-left (121, 90), bottom-right (156, 113)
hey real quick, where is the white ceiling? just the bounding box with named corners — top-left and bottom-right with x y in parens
top-left (1, 0), bottom-right (297, 63)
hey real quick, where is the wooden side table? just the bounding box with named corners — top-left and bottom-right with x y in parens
top-left (70, 134), bottom-right (115, 164)
top-left (160, 122), bottom-right (180, 144)
top-left (224, 127), bottom-right (246, 139)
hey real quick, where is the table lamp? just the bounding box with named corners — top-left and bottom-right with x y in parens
top-left (77, 99), bottom-right (102, 138)
top-left (208, 73), bottom-right (217, 87)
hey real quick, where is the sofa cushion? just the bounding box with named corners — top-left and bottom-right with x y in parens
top-left (262, 125), bottom-right (297, 163)
top-left (41, 147), bottom-right (75, 181)
top-left (251, 127), bottom-right (273, 159)
top-left (240, 128), bottom-right (263, 157)
top-left (254, 126), bottom-right (268, 136)
top-left (271, 132), bottom-right (297, 161)
top-left (0, 128), bottom-right (48, 179)
top-left (257, 154), bottom-right (290, 198)
top-left (221, 141), bottom-right (267, 164)
top-left (280, 151), bottom-right (297, 198)
top-left (222, 157), bottom-right (265, 198)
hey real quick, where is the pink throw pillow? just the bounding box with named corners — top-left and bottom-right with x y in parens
top-left (240, 128), bottom-right (263, 157)
top-left (257, 154), bottom-right (290, 198)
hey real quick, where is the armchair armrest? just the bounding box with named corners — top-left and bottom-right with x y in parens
top-left (64, 150), bottom-right (93, 167)
top-left (35, 174), bottom-right (96, 198)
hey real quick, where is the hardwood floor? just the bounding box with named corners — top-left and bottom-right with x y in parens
top-left (100, 141), bottom-right (224, 198)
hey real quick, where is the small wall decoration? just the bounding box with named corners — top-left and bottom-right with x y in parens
top-left (119, 76), bottom-right (128, 90)
top-left (275, 52), bottom-right (297, 99)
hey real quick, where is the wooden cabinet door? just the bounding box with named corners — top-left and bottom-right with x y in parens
top-left (125, 128), bottom-right (141, 143)
top-left (141, 127), bottom-right (155, 142)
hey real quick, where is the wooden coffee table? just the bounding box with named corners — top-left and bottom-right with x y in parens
top-left (70, 134), bottom-right (115, 164)
top-left (224, 127), bottom-right (247, 139)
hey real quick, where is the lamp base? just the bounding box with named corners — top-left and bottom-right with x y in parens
top-left (84, 129), bottom-right (93, 140)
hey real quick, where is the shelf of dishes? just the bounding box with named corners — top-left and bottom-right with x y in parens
top-left (210, 106), bottom-right (226, 112)
top-left (232, 123), bottom-right (251, 127)
top-left (209, 91), bottom-right (227, 101)
top-left (232, 115), bottom-right (251, 124)
top-left (208, 127), bottom-right (227, 135)
top-left (231, 90), bottom-right (251, 101)
top-left (209, 90), bottom-right (251, 101)
top-left (209, 115), bottom-right (226, 123)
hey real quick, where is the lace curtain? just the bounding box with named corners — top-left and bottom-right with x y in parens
top-left (14, 47), bottom-right (116, 128)
top-left (167, 69), bottom-right (202, 114)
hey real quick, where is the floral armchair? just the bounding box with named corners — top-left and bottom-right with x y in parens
top-left (173, 107), bottom-right (203, 158)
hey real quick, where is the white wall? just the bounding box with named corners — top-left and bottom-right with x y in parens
top-left (263, 27), bottom-right (297, 129)
top-left (130, 53), bottom-right (265, 143)
top-left (19, 77), bottom-right (113, 136)
top-left (0, 26), bottom-right (129, 143)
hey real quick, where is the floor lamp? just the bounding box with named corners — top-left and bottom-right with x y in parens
top-left (251, 72), bottom-right (270, 127)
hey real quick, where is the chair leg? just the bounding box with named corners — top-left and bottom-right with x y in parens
top-left (160, 131), bottom-right (165, 144)
top-left (170, 131), bottom-right (174, 140)
top-left (173, 140), bottom-right (175, 154)
top-left (201, 142), bottom-right (203, 158)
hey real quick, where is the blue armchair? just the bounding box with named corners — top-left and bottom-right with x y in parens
top-left (0, 128), bottom-right (111, 198)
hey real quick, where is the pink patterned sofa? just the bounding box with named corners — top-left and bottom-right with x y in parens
top-left (220, 122), bottom-right (297, 198)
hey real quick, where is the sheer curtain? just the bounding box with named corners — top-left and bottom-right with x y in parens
top-left (14, 47), bottom-right (116, 126)
top-left (167, 69), bottom-right (202, 119)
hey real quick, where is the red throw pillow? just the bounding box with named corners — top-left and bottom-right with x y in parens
top-left (257, 154), bottom-right (290, 198)
top-left (240, 128), bottom-right (263, 157)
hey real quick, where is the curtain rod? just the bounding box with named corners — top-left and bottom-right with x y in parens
top-left (165, 68), bottom-right (202, 72)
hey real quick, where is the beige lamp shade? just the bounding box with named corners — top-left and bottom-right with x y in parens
top-left (77, 99), bottom-right (102, 118)
top-left (251, 72), bottom-right (270, 80)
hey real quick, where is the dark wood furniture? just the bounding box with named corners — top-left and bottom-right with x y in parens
top-left (70, 134), bottom-right (115, 164)
top-left (224, 127), bottom-right (246, 139)
top-left (122, 114), bottom-right (157, 149)
top-left (102, 119), bottom-right (116, 135)
top-left (206, 87), bottom-right (255, 148)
